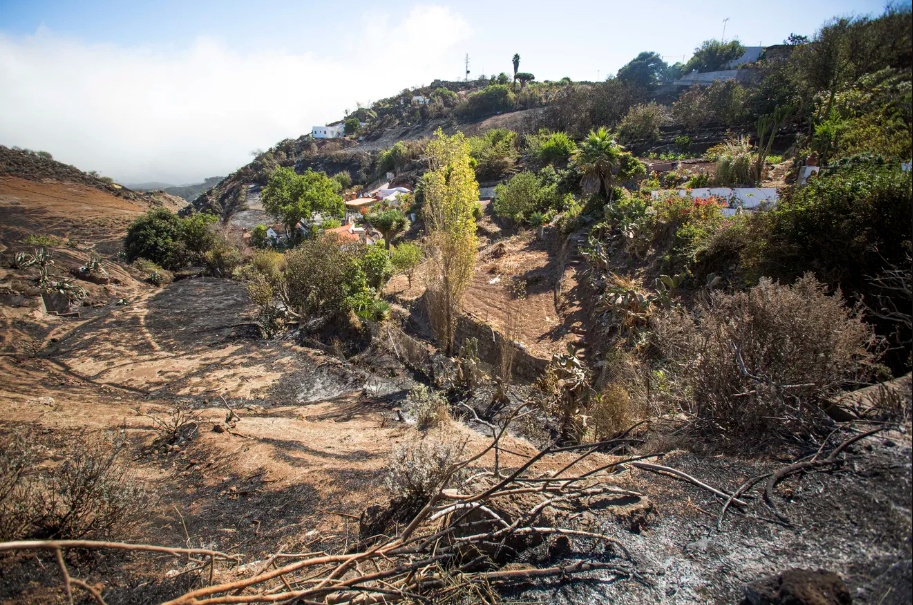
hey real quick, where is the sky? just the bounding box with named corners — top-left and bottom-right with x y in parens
top-left (0, 0), bottom-right (894, 185)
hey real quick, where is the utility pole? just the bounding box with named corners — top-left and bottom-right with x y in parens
top-left (722, 17), bottom-right (730, 42)
top-left (465, 54), bottom-right (470, 81)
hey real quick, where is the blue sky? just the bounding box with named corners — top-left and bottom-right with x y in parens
top-left (0, 0), bottom-right (894, 184)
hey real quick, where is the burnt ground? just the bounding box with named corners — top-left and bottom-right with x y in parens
top-left (510, 437), bottom-right (912, 604)
top-left (1, 273), bottom-right (909, 604)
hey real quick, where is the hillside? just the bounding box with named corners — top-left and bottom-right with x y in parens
top-left (1, 7), bottom-right (911, 605)
top-left (0, 146), bottom-right (186, 255)
top-left (133, 176), bottom-right (225, 204)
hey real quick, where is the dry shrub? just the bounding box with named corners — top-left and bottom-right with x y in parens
top-left (384, 432), bottom-right (466, 503)
top-left (588, 383), bottom-right (632, 441)
top-left (143, 402), bottom-right (200, 447)
top-left (408, 385), bottom-right (451, 431)
top-left (656, 274), bottom-right (876, 442)
top-left (0, 431), bottom-right (147, 540)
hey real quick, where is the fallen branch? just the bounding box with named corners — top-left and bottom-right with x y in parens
top-left (1, 417), bottom-right (652, 605)
top-left (630, 462), bottom-right (749, 507)
top-left (717, 427), bottom-right (886, 528)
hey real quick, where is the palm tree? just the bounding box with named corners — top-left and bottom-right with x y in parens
top-left (574, 127), bottom-right (626, 200)
top-left (512, 54), bottom-right (520, 84)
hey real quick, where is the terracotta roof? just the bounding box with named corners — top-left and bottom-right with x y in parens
top-left (323, 225), bottom-right (360, 243)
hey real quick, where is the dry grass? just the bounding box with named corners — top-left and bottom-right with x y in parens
top-left (588, 384), bottom-right (632, 442)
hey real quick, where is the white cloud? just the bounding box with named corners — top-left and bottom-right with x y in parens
top-left (0, 5), bottom-right (471, 185)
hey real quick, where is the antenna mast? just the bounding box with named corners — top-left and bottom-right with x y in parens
top-left (722, 17), bottom-right (730, 42)
top-left (465, 54), bottom-right (470, 81)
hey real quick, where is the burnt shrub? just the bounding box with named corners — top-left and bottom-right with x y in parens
top-left (0, 431), bottom-right (147, 540)
top-left (384, 433), bottom-right (466, 504)
top-left (654, 274), bottom-right (877, 444)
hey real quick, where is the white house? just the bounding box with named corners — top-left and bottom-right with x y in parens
top-left (412, 95), bottom-right (429, 105)
top-left (375, 186), bottom-right (412, 205)
top-left (312, 124), bottom-right (346, 139)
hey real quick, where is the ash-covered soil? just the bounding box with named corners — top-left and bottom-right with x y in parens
top-left (508, 433), bottom-right (912, 604)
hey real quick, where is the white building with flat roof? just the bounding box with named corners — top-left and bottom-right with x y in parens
top-left (312, 124), bottom-right (345, 139)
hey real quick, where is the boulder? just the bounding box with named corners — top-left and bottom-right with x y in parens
top-left (823, 374), bottom-right (911, 421)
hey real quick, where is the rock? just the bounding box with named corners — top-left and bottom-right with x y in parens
top-left (588, 494), bottom-right (653, 533)
top-left (743, 569), bottom-right (852, 605)
top-left (212, 423), bottom-right (226, 433)
top-left (823, 373), bottom-right (912, 421)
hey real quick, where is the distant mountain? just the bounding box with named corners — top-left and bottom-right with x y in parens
top-left (127, 181), bottom-right (176, 190)
top-left (132, 176), bottom-right (225, 203)
top-left (0, 145), bottom-right (184, 212)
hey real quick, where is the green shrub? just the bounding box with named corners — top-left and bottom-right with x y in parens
top-left (492, 171), bottom-right (564, 225)
top-left (467, 128), bottom-right (518, 181)
top-left (812, 68), bottom-right (913, 162)
top-left (390, 242), bottom-right (422, 287)
top-left (124, 209), bottom-right (219, 270)
top-left (618, 102), bottom-right (670, 143)
top-left (747, 166), bottom-right (912, 298)
top-left (674, 135), bottom-right (692, 152)
top-left (23, 234), bottom-right (64, 247)
top-left (378, 140), bottom-right (426, 175)
top-left (525, 130), bottom-right (577, 168)
top-left (133, 259), bottom-right (173, 286)
top-left (455, 84), bottom-right (515, 120)
top-left (250, 225), bottom-right (270, 249)
top-left (361, 243), bottom-right (394, 291)
top-left (203, 232), bottom-right (246, 278)
top-left (333, 170), bottom-right (353, 189)
top-left (712, 136), bottom-right (755, 186)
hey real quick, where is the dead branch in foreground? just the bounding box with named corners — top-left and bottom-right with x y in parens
top-left (0, 409), bottom-right (649, 605)
top-left (717, 427), bottom-right (886, 529)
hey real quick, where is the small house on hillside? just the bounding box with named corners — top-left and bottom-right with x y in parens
top-left (412, 95), bottom-right (429, 106)
top-left (323, 223), bottom-right (379, 246)
top-left (375, 186), bottom-right (411, 205)
top-left (265, 224), bottom-right (286, 244)
top-left (312, 124), bottom-right (345, 139)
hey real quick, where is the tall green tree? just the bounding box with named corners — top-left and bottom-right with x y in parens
top-left (512, 53), bottom-right (520, 84)
top-left (685, 39), bottom-right (746, 72)
top-left (617, 51), bottom-right (669, 87)
top-left (261, 167), bottom-right (344, 237)
top-left (423, 129), bottom-right (480, 355)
